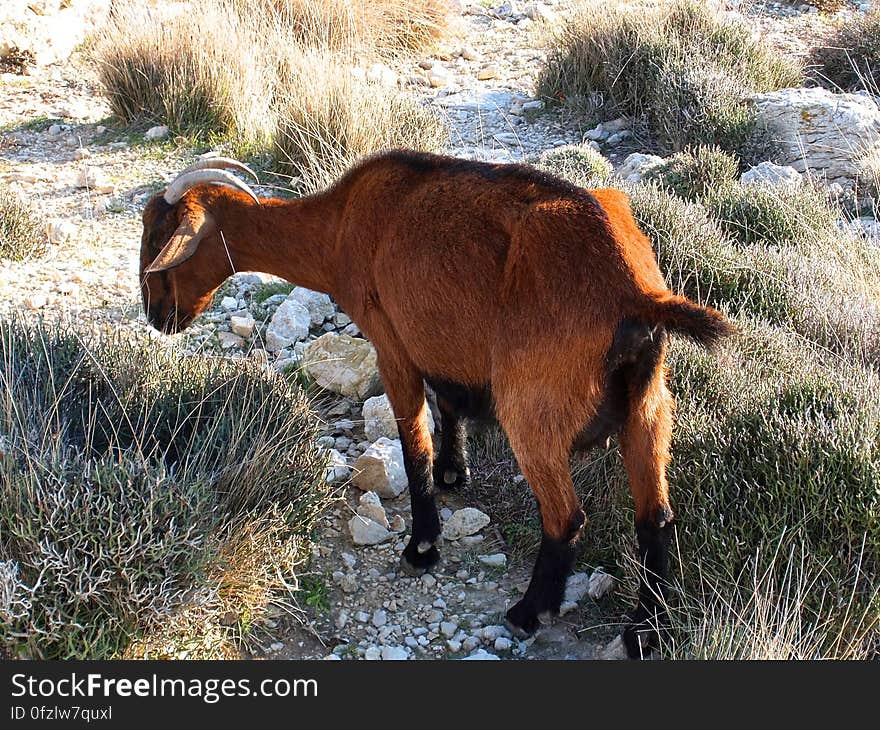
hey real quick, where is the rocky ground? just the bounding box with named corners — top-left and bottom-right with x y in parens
top-left (2, 0), bottom-right (878, 660)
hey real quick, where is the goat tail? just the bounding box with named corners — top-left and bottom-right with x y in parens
top-left (645, 293), bottom-right (737, 351)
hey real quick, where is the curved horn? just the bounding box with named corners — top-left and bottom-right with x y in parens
top-left (164, 169), bottom-right (261, 206)
top-left (172, 156), bottom-right (259, 183)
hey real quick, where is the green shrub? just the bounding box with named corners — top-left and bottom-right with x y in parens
top-left (812, 8), bottom-right (880, 92)
top-left (534, 144), bottom-right (613, 187)
top-left (704, 182), bottom-right (841, 249)
top-left (644, 146), bottom-right (739, 201)
top-left (0, 187), bottom-right (46, 261)
top-left (537, 0), bottom-right (801, 155)
top-left (0, 319), bottom-right (330, 658)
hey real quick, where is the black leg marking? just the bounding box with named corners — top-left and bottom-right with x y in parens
top-left (433, 399), bottom-right (470, 491)
top-left (623, 507), bottom-right (674, 659)
top-left (398, 436), bottom-right (441, 574)
top-left (505, 511), bottom-right (585, 637)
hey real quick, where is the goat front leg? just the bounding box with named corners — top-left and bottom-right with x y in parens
top-left (433, 398), bottom-right (470, 491)
top-left (619, 369), bottom-right (676, 659)
top-left (376, 354), bottom-right (441, 574)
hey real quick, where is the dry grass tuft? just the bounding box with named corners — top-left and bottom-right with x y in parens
top-left (93, 0), bottom-right (448, 188)
top-left (537, 0), bottom-right (801, 156)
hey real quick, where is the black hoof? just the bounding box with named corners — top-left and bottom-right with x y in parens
top-left (433, 464), bottom-right (470, 492)
top-left (622, 621), bottom-right (659, 660)
top-left (504, 599), bottom-right (541, 638)
top-left (400, 539), bottom-right (440, 575)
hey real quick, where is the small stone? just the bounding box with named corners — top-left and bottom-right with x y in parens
top-left (220, 296), bottom-right (238, 311)
top-left (462, 648), bottom-right (498, 660)
top-left (441, 508), bottom-right (491, 541)
top-left (76, 166), bottom-right (114, 194)
top-left (25, 294), bottom-right (47, 309)
top-left (363, 393), bottom-right (434, 442)
top-left (440, 621), bottom-right (457, 638)
top-left (266, 298), bottom-right (310, 350)
top-left (325, 448), bottom-right (351, 484)
top-left (477, 65), bottom-right (499, 81)
top-left (357, 491), bottom-right (390, 529)
top-left (494, 637), bottom-right (513, 651)
top-left (588, 570), bottom-right (615, 599)
top-left (381, 646), bottom-right (408, 660)
top-left (353, 438), bottom-right (408, 498)
top-left (348, 514), bottom-right (392, 545)
top-left (218, 332), bottom-right (245, 349)
top-left (477, 553), bottom-right (507, 569)
top-left (73, 147), bottom-right (91, 160)
top-left (145, 125), bottom-right (170, 140)
top-left (301, 333), bottom-right (381, 398)
top-left (340, 574), bottom-right (358, 593)
top-left (364, 646), bottom-right (382, 660)
top-left (460, 45), bottom-right (481, 61)
top-left (564, 572), bottom-right (591, 604)
top-left (230, 315), bottom-right (255, 337)
top-left (372, 610), bottom-right (388, 628)
top-left (287, 287), bottom-right (335, 326)
top-left (389, 514), bottom-right (406, 532)
top-left (46, 219), bottom-right (75, 245)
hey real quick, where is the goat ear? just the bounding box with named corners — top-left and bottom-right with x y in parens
top-left (145, 210), bottom-right (215, 273)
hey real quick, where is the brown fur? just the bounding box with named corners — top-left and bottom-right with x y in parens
top-left (140, 150), bottom-right (734, 649)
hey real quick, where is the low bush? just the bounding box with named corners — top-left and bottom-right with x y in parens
top-left (537, 0), bottom-right (801, 156)
top-left (533, 144), bottom-right (613, 187)
top-left (0, 187), bottom-right (46, 261)
top-left (703, 182), bottom-right (841, 250)
top-left (0, 319), bottom-right (330, 659)
top-left (644, 146), bottom-right (739, 201)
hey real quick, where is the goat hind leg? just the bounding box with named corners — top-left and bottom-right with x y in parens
top-left (433, 398), bottom-right (470, 491)
top-left (619, 370), bottom-right (676, 659)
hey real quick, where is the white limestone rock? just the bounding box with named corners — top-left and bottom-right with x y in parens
top-left (348, 514), bottom-right (392, 546)
top-left (356, 491), bottom-right (389, 529)
top-left (740, 161), bottom-right (803, 187)
top-left (325, 448), bottom-right (351, 484)
top-left (229, 315), bottom-right (255, 338)
top-left (265, 298), bottom-right (310, 351)
top-left (587, 570), bottom-right (615, 600)
top-left (750, 87), bottom-right (880, 184)
top-left (353, 438), bottom-right (408, 498)
top-left (616, 152), bottom-right (665, 183)
top-left (441, 508), bottom-right (490, 541)
top-left (362, 393), bottom-right (434, 441)
top-left (287, 287), bottom-right (335, 326)
top-left (301, 333), bottom-right (382, 399)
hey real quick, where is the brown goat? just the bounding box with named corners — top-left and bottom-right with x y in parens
top-left (139, 150), bottom-right (734, 658)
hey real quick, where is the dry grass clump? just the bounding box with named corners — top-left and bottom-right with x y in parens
top-left (537, 0), bottom-right (801, 156)
top-left (812, 8), bottom-right (880, 92)
top-left (0, 186), bottom-right (47, 261)
top-left (255, 0), bottom-right (451, 55)
top-left (273, 51), bottom-right (446, 193)
top-left (94, 1), bottom-right (274, 145)
top-left (0, 319), bottom-right (331, 659)
top-left (93, 0), bottom-right (448, 187)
